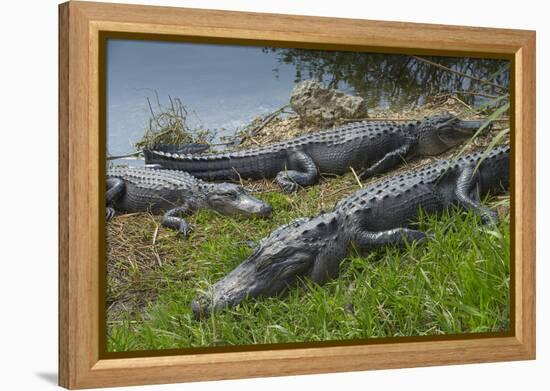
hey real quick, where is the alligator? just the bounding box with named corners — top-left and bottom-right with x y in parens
top-left (144, 113), bottom-right (485, 192)
top-left (106, 165), bottom-right (272, 235)
top-left (191, 145), bottom-right (510, 318)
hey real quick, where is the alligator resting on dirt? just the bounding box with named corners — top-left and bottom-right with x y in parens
top-left (191, 145), bottom-right (510, 318)
top-left (144, 113), bottom-right (484, 192)
top-left (106, 166), bottom-right (272, 235)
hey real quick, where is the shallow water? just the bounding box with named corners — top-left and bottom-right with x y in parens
top-left (107, 40), bottom-right (298, 157)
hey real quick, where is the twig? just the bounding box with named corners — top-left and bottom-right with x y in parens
top-left (249, 137), bottom-right (261, 146)
top-left (153, 251), bottom-right (163, 268)
top-left (451, 96), bottom-right (473, 110)
top-left (450, 91), bottom-right (499, 99)
top-left (251, 105), bottom-right (289, 135)
top-left (231, 167), bottom-right (245, 187)
top-left (412, 56), bottom-right (508, 92)
top-left (349, 167), bottom-right (363, 189)
top-left (107, 150), bottom-right (143, 160)
top-left (152, 225), bottom-right (159, 246)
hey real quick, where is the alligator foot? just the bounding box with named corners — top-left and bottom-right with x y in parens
top-left (275, 172), bottom-right (300, 193)
top-left (454, 166), bottom-right (500, 226)
top-left (161, 206), bottom-right (193, 236)
top-left (479, 208), bottom-right (499, 226)
top-left (358, 168), bottom-right (375, 181)
top-left (359, 144), bottom-right (412, 180)
top-left (176, 221), bottom-right (193, 237)
top-left (106, 207), bottom-right (116, 221)
top-left (275, 151), bottom-right (319, 192)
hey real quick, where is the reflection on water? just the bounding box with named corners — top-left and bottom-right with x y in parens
top-left (267, 48), bottom-right (509, 109)
top-left (107, 40), bottom-right (509, 157)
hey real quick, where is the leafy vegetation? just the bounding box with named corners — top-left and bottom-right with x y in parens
top-left (106, 171), bottom-right (510, 352)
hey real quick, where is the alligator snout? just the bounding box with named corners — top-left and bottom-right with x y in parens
top-left (206, 183), bottom-right (272, 218)
top-left (248, 202), bottom-right (272, 217)
top-left (455, 119), bottom-right (486, 133)
top-left (191, 298), bottom-right (208, 319)
top-left (191, 259), bottom-right (260, 319)
top-left (231, 195), bottom-right (272, 218)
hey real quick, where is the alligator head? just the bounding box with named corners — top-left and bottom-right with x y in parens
top-left (204, 183), bottom-right (272, 217)
top-left (415, 113), bottom-right (485, 155)
top-left (191, 212), bottom-right (346, 318)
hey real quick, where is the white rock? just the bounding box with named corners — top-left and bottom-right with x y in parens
top-left (289, 80), bottom-right (368, 126)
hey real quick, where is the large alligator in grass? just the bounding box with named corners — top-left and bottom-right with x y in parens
top-left (191, 145), bottom-right (510, 318)
top-left (144, 113), bottom-right (485, 192)
top-left (106, 166), bottom-right (272, 235)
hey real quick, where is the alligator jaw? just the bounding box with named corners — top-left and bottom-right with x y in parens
top-left (191, 259), bottom-right (260, 319)
top-left (426, 117), bottom-right (487, 154)
top-left (235, 195), bottom-right (272, 217)
top-left (455, 119), bottom-right (485, 133)
top-left (205, 183), bottom-right (272, 217)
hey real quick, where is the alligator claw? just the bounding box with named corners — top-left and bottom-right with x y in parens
top-left (177, 222), bottom-right (193, 237)
top-left (358, 170), bottom-right (372, 180)
top-left (282, 182), bottom-right (299, 193)
top-left (480, 210), bottom-right (499, 226)
top-left (275, 172), bottom-right (300, 193)
top-left (399, 229), bottom-right (430, 246)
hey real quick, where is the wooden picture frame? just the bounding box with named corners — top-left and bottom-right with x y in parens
top-left (58, 1), bottom-right (536, 388)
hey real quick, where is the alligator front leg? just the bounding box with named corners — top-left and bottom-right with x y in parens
top-left (359, 144), bottom-right (412, 180)
top-left (106, 207), bottom-right (116, 221)
top-left (354, 227), bottom-right (427, 250)
top-left (455, 166), bottom-right (497, 224)
top-left (275, 151), bottom-right (319, 193)
top-left (161, 204), bottom-right (194, 236)
top-left (106, 178), bottom-right (125, 221)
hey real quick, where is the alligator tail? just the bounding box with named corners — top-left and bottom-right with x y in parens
top-left (143, 148), bottom-right (254, 180)
top-left (148, 143), bottom-right (210, 155)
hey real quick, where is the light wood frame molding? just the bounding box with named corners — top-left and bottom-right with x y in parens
top-left (58, 1), bottom-right (536, 389)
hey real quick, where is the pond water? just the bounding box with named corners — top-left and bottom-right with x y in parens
top-left (106, 40), bottom-right (509, 157)
top-left (107, 40), bottom-right (299, 156)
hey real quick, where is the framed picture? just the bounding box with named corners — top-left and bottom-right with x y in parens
top-left (59, 1), bottom-right (536, 389)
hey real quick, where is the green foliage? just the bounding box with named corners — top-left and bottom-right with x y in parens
top-left (106, 180), bottom-right (510, 352)
top-left (134, 93), bottom-right (215, 150)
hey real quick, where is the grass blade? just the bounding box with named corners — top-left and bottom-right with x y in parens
top-left (453, 102), bottom-right (510, 160)
top-left (473, 127), bottom-right (510, 173)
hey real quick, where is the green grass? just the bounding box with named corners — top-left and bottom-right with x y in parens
top-left (106, 172), bottom-right (510, 352)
